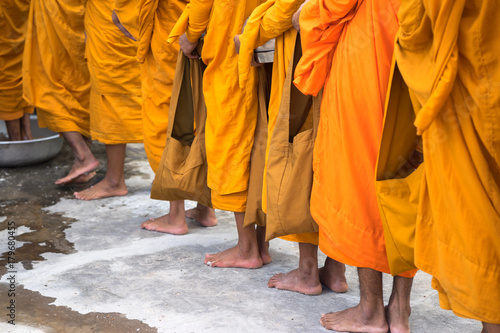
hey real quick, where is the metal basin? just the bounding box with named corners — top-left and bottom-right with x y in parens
top-left (0, 116), bottom-right (63, 167)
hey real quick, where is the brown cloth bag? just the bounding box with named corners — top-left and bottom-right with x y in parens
top-left (243, 65), bottom-right (272, 228)
top-left (265, 35), bottom-right (321, 241)
top-left (150, 50), bottom-right (212, 207)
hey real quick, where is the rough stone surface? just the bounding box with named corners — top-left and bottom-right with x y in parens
top-left (0, 142), bottom-right (481, 332)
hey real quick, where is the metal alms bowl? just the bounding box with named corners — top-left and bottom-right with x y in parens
top-left (0, 116), bottom-right (63, 167)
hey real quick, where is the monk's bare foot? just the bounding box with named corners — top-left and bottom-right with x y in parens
top-left (385, 303), bottom-right (411, 333)
top-left (256, 226), bottom-right (272, 264)
top-left (268, 268), bottom-right (322, 295)
top-left (72, 171), bottom-right (97, 183)
top-left (185, 205), bottom-right (217, 227)
top-left (56, 158), bottom-right (99, 185)
top-left (482, 323), bottom-right (500, 333)
top-left (74, 178), bottom-right (127, 200)
top-left (141, 214), bottom-right (188, 235)
top-left (319, 258), bottom-right (348, 293)
top-left (205, 245), bottom-right (263, 269)
top-left (320, 304), bottom-right (388, 332)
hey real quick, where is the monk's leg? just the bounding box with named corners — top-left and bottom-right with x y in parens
top-left (321, 267), bottom-right (388, 332)
top-left (5, 118), bottom-right (22, 141)
top-left (204, 212), bottom-right (262, 268)
top-left (319, 257), bottom-right (348, 293)
top-left (74, 143), bottom-right (127, 200)
top-left (56, 131), bottom-right (99, 184)
top-left (141, 200), bottom-right (189, 235)
top-left (482, 323), bottom-right (500, 333)
top-left (20, 113), bottom-right (33, 140)
top-left (185, 203), bottom-right (218, 227)
top-left (256, 225), bottom-right (271, 264)
top-left (386, 276), bottom-right (413, 333)
top-left (268, 242), bottom-right (321, 295)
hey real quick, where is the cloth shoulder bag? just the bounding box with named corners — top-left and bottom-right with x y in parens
top-left (150, 50), bottom-right (212, 207)
top-left (265, 35), bottom-right (320, 241)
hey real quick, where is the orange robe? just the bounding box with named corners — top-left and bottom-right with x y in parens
top-left (23, 0), bottom-right (90, 136)
top-left (85, 0), bottom-right (143, 144)
top-left (114, 0), bottom-right (187, 172)
top-left (185, 0), bottom-right (264, 212)
top-left (0, 0), bottom-right (33, 121)
top-left (139, 0), bottom-right (186, 172)
top-left (294, 0), bottom-right (415, 277)
top-left (396, 0), bottom-right (500, 323)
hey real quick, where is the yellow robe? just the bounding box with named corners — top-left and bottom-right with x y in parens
top-left (239, 0), bottom-right (317, 245)
top-left (396, 0), bottom-right (500, 324)
top-left (85, 0), bottom-right (143, 144)
top-left (185, 0), bottom-right (264, 212)
top-left (114, 0), bottom-right (187, 172)
top-left (23, 0), bottom-right (90, 136)
top-left (0, 0), bottom-right (33, 121)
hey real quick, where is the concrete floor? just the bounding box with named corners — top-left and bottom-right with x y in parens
top-left (0, 142), bottom-right (481, 333)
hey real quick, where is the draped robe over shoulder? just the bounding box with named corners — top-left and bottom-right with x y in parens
top-left (396, 0), bottom-right (500, 324)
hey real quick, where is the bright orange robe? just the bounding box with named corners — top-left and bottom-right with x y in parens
top-left (396, 0), bottom-right (500, 323)
top-left (85, 0), bottom-right (143, 144)
top-left (239, 0), bottom-right (317, 245)
top-left (185, 0), bottom-right (264, 212)
top-left (294, 0), bottom-right (415, 277)
top-left (23, 0), bottom-right (90, 136)
top-left (0, 0), bottom-right (33, 121)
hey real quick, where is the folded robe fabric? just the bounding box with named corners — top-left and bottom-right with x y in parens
top-left (0, 0), bottom-right (33, 121)
top-left (23, 0), bottom-right (91, 136)
top-left (85, 0), bottom-right (143, 144)
top-left (185, 0), bottom-right (265, 212)
top-left (294, 0), bottom-right (416, 278)
top-left (395, 0), bottom-right (500, 323)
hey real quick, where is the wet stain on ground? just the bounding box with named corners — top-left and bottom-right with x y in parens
top-left (0, 283), bottom-right (157, 333)
top-left (0, 142), bottom-right (151, 331)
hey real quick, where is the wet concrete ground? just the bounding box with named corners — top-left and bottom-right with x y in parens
top-left (0, 141), bottom-right (482, 332)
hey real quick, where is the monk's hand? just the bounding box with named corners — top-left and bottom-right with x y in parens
top-left (251, 54), bottom-right (262, 67)
top-left (234, 35), bottom-right (241, 54)
top-left (179, 33), bottom-right (200, 59)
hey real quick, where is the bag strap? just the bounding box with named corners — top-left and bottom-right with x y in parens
top-left (312, 89), bottom-right (322, 140)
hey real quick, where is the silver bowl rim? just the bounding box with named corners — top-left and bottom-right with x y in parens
top-left (0, 133), bottom-right (61, 145)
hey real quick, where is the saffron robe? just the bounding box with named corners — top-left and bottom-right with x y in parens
top-left (396, 0), bottom-right (500, 324)
top-left (85, 0), bottom-right (143, 144)
top-left (114, 0), bottom-right (187, 172)
top-left (23, 0), bottom-right (90, 136)
top-left (0, 0), bottom-right (33, 121)
top-left (294, 0), bottom-right (416, 277)
top-left (185, 0), bottom-right (264, 212)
